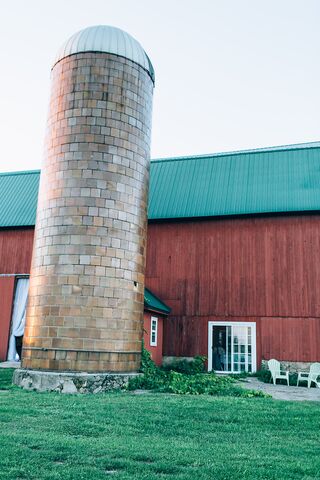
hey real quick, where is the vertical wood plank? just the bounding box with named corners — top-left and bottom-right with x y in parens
top-left (0, 277), bottom-right (15, 360)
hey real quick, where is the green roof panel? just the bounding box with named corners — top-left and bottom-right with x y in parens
top-left (149, 142), bottom-right (320, 219)
top-left (0, 170), bottom-right (40, 227)
top-left (144, 287), bottom-right (171, 314)
top-left (2, 142), bottom-right (320, 227)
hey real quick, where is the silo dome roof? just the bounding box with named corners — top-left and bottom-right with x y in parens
top-left (54, 25), bottom-right (155, 83)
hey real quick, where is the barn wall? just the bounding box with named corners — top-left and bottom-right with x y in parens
top-left (0, 277), bottom-right (15, 360)
top-left (2, 217), bottom-right (320, 366)
top-left (146, 216), bottom-right (320, 364)
top-left (0, 228), bottom-right (34, 360)
top-left (0, 229), bottom-right (34, 274)
top-left (260, 317), bottom-right (320, 362)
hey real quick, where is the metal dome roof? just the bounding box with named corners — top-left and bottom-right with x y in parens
top-left (53, 25), bottom-right (155, 83)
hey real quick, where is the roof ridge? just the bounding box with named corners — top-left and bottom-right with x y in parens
top-left (0, 169), bottom-right (41, 177)
top-left (1, 140), bottom-right (320, 174)
top-left (151, 141), bottom-right (320, 164)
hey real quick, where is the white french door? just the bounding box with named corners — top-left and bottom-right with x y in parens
top-left (208, 322), bottom-right (256, 373)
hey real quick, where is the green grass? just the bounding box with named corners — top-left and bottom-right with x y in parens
top-left (0, 368), bottom-right (15, 390)
top-left (0, 369), bottom-right (320, 480)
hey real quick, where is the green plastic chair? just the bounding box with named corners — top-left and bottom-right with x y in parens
top-left (297, 363), bottom-right (320, 388)
top-left (267, 359), bottom-right (289, 386)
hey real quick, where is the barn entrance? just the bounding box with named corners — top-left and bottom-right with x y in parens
top-left (7, 277), bottom-right (29, 361)
top-left (208, 322), bottom-right (256, 373)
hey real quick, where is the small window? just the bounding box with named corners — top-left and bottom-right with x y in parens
top-left (150, 316), bottom-right (158, 347)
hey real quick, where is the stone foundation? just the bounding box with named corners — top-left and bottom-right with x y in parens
top-left (13, 368), bottom-right (138, 394)
top-left (261, 360), bottom-right (314, 373)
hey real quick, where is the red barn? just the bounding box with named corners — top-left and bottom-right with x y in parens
top-left (1, 142), bottom-right (320, 372)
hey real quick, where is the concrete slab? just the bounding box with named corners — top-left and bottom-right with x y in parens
top-left (0, 361), bottom-right (20, 369)
top-left (240, 377), bottom-right (320, 401)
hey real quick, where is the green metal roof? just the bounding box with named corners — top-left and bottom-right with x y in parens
top-left (1, 142), bottom-right (320, 227)
top-left (144, 287), bottom-right (171, 315)
top-left (0, 170), bottom-right (40, 227)
top-left (149, 142), bottom-right (320, 219)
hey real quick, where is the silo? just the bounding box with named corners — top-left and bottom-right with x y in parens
top-left (15, 25), bottom-right (154, 389)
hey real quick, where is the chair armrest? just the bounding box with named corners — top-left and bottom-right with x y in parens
top-left (298, 372), bottom-right (309, 377)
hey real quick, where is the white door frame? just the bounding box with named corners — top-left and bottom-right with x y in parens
top-left (208, 321), bottom-right (257, 373)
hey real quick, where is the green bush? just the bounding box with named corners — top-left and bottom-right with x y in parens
top-left (162, 355), bottom-right (207, 375)
top-left (129, 347), bottom-right (269, 398)
top-left (255, 368), bottom-right (300, 386)
top-left (228, 371), bottom-right (249, 380)
top-left (255, 368), bottom-right (272, 383)
top-left (289, 372), bottom-right (298, 386)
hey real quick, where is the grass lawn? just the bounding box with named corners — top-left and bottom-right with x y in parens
top-left (0, 369), bottom-right (319, 480)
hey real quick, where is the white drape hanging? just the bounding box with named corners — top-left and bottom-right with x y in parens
top-left (7, 278), bottom-right (29, 361)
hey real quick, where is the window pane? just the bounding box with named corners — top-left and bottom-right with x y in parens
top-left (150, 317), bottom-right (158, 346)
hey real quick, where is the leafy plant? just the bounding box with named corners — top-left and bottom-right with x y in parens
top-left (254, 368), bottom-right (272, 383)
top-left (288, 372), bottom-right (298, 386)
top-left (162, 356), bottom-right (207, 375)
top-left (228, 371), bottom-right (249, 380)
top-left (254, 368), bottom-right (299, 386)
top-left (129, 347), bottom-right (269, 398)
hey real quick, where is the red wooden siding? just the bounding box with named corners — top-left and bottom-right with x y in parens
top-left (260, 317), bottom-right (320, 362)
top-left (146, 216), bottom-right (320, 364)
top-left (0, 229), bottom-right (34, 274)
top-left (0, 228), bottom-right (34, 360)
top-left (2, 217), bottom-right (320, 366)
top-left (163, 316), bottom-right (264, 367)
top-left (0, 277), bottom-right (15, 360)
top-left (143, 312), bottom-right (164, 366)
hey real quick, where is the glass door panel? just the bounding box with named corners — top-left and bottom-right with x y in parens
top-left (211, 323), bottom-right (254, 373)
top-left (226, 326), bottom-right (232, 372)
top-left (212, 325), bottom-right (227, 371)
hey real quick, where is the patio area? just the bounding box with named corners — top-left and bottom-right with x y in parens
top-left (240, 377), bottom-right (320, 401)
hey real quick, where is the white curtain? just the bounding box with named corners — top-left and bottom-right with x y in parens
top-left (7, 278), bottom-right (29, 361)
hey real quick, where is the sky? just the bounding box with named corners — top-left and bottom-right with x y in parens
top-left (0, 0), bottom-right (320, 172)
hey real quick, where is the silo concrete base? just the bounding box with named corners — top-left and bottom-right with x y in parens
top-left (13, 369), bottom-right (140, 394)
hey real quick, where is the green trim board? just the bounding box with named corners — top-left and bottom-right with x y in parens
top-left (144, 287), bottom-right (171, 315)
top-left (1, 142), bottom-right (320, 227)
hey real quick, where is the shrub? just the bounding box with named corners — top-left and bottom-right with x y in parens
top-left (162, 356), bottom-right (207, 375)
top-left (288, 372), bottom-right (298, 386)
top-left (128, 347), bottom-right (269, 398)
top-left (255, 368), bottom-right (272, 383)
top-left (254, 368), bottom-right (300, 386)
top-left (228, 371), bottom-right (249, 380)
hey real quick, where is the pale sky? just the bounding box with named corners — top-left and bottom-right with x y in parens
top-left (1, 0), bottom-right (320, 172)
